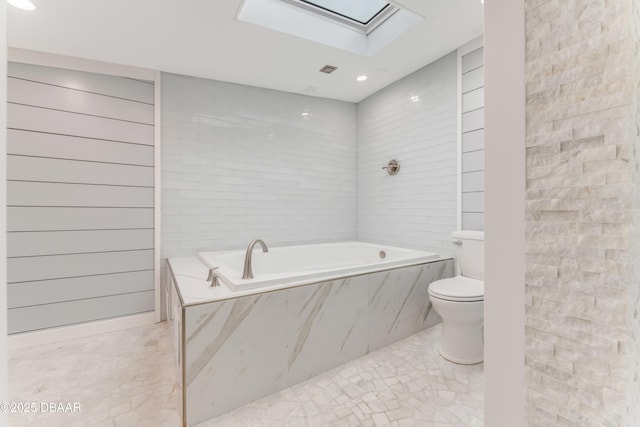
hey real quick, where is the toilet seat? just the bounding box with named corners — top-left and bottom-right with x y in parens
top-left (429, 276), bottom-right (484, 302)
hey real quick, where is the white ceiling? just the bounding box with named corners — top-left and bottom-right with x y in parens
top-left (7, 0), bottom-right (483, 103)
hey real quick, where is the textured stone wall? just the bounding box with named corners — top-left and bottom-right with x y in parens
top-left (628, 0), bottom-right (640, 424)
top-left (524, 0), bottom-right (640, 425)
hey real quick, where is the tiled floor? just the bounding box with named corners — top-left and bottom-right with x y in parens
top-left (8, 322), bottom-right (483, 427)
top-left (202, 325), bottom-right (483, 427)
top-left (8, 322), bottom-right (181, 427)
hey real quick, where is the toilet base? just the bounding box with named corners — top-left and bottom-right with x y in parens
top-left (437, 314), bottom-right (484, 365)
top-left (429, 296), bottom-right (484, 365)
top-left (438, 348), bottom-right (483, 365)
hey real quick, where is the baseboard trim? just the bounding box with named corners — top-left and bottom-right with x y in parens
top-left (8, 313), bottom-right (157, 351)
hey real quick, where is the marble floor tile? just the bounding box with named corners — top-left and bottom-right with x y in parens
top-left (8, 322), bottom-right (483, 427)
top-left (8, 322), bottom-right (182, 427)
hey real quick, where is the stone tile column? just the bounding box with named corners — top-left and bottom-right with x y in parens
top-left (524, 0), bottom-right (640, 425)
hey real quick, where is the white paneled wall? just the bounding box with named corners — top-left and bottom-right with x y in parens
top-left (161, 73), bottom-right (357, 258)
top-left (7, 62), bottom-right (155, 334)
top-left (357, 52), bottom-right (458, 257)
top-left (1, 4), bottom-right (6, 416)
top-left (460, 46), bottom-right (485, 231)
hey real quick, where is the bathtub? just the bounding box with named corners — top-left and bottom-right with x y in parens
top-left (169, 241), bottom-right (452, 425)
top-left (197, 241), bottom-right (439, 292)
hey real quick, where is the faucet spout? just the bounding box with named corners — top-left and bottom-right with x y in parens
top-left (242, 239), bottom-right (268, 279)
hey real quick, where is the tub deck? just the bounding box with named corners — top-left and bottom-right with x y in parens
top-left (168, 245), bottom-right (453, 426)
top-left (190, 241), bottom-right (443, 298)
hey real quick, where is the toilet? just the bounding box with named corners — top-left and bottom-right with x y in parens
top-left (428, 231), bottom-right (484, 364)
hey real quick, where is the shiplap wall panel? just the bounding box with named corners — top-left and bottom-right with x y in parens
top-left (462, 213), bottom-right (484, 232)
top-left (462, 192), bottom-right (484, 213)
top-left (8, 103), bottom-right (153, 145)
top-left (7, 62), bottom-right (155, 334)
top-left (8, 181), bottom-right (154, 207)
top-left (462, 108), bottom-right (484, 133)
top-left (8, 290), bottom-right (155, 334)
top-left (462, 170), bottom-right (484, 193)
top-left (462, 67), bottom-right (483, 92)
top-left (8, 207), bottom-right (153, 231)
top-left (8, 62), bottom-right (154, 104)
top-left (462, 88), bottom-right (484, 113)
top-left (8, 129), bottom-right (154, 166)
top-left (8, 229), bottom-right (153, 257)
top-left (8, 271), bottom-right (154, 308)
top-left (462, 150), bottom-right (484, 172)
top-left (460, 46), bottom-right (484, 232)
top-left (8, 77), bottom-right (154, 124)
top-left (462, 48), bottom-right (483, 73)
top-left (462, 130), bottom-right (484, 153)
top-left (8, 156), bottom-right (154, 187)
top-left (8, 250), bottom-right (154, 283)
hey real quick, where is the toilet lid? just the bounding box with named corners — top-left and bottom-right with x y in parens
top-left (429, 276), bottom-right (484, 302)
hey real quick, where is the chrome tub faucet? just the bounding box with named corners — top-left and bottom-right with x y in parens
top-left (207, 266), bottom-right (220, 287)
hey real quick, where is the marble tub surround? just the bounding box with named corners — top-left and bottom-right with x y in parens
top-left (170, 258), bottom-right (453, 426)
top-left (286, 275), bottom-right (369, 386)
top-left (167, 256), bottom-right (230, 305)
top-left (201, 324), bottom-right (484, 427)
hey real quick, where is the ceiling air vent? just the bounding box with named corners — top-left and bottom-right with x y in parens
top-left (319, 65), bottom-right (337, 74)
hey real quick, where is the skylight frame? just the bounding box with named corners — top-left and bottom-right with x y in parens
top-left (237, 0), bottom-right (423, 56)
top-left (280, 0), bottom-right (400, 34)
top-left (299, 0), bottom-right (389, 25)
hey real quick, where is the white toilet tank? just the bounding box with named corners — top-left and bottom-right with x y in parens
top-left (452, 231), bottom-right (484, 280)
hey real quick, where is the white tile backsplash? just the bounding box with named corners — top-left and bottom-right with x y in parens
top-left (161, 73), bottom-right (357, 258)
top-left (356, 52), bottom-right (458, 257)
top-left (162, 52), bottom-right (462, 260)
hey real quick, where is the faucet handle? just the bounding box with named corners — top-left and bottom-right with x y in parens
top-left (207, 267), bottom-right (220, 287)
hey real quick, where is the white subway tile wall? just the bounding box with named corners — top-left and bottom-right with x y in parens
top-left (356, 52), bottom-right (458, 257)
top-left (161, 73), bottom-right (357, 259)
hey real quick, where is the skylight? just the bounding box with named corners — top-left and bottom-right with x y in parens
top-left (299, 0), bottom-right (390, 25)
top-left (237, 0), bottom-right (423, 56)
top-left (281, 0), bottom-right (398, 34)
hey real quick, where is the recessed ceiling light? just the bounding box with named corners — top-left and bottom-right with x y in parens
top-left (356, 75), bottom-right (368, 82)
top-left (7, 0), bottom-right (36, 10)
